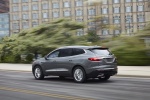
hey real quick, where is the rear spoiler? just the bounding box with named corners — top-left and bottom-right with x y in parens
top-left (88, 47), bottom-right (109, 50)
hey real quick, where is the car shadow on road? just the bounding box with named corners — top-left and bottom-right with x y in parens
top-left (42, 76), bottom-right (115, 84)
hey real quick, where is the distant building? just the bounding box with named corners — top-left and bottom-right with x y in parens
top-left (9, 0), bottom-right (150, 36)
top-left (0, 13), bottom-right (9, 38)
top-left (0, 0), bottom-right (9, 38)
top-left (0, 0), bottom-right (9, 13)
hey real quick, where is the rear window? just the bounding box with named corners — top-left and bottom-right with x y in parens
top-left (90, 48), bottom-right (112, 56)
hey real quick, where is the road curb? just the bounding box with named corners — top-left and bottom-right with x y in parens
top-left (116, 75), bottom-right (150, 78)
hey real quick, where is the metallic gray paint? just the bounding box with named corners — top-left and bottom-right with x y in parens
top-left (32, 46), bottom-right (117, 78)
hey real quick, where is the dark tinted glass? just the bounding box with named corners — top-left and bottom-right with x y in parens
top-left (47, 50), bottom-right (60, 58)
top-left (59, 48), bottom-right (73, 57)
top-left (91, 48), bottom-right (112, 56)
top-left (73, 48), bottom-right (85, 55)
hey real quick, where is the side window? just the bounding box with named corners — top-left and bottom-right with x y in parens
top-left (59, 48), bottom-right (73, 57)
top-left (73, 48), bottom-right (85, 55)
top-left (47, 50), bottom-right (60, 59)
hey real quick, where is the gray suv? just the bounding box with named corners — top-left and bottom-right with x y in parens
top-left (32, 46), bottom-right (117, 83)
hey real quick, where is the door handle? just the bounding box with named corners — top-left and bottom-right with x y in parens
top-left (69, 60), bottom-right (72, 61)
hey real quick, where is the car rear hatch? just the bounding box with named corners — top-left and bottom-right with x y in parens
top-left (88, 47), bottom-right (117, 76)
top-left (89, 47), bottom-right (117, 64)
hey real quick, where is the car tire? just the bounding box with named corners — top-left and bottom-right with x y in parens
top-left (73, 67), bottom-right (86, 83)
top-left (33, 66), bottom-right (44, 80)
top-left (99, 75), bottom-right (110, 81)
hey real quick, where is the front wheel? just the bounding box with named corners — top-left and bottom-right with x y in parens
top-left (99, 75), bottom-right (110, 81)
top-left (33, 66), bottom-right (44, 80)
top-left (73, 67), bottom-right (86, 83)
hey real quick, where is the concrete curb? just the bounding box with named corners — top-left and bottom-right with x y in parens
top-left (116, 75), bottom-right (150, 78)
top-left (0, 69), bottom-right (31, 73)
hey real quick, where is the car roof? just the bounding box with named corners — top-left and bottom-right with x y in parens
top-left (58, 46), bottom-right (102, 50)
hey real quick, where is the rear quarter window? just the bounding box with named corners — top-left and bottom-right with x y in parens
top-left (73, 48), bottom-right (85, 56)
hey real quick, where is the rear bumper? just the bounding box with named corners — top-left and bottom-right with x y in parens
top-left (86, 66), bottom-right (118, 78)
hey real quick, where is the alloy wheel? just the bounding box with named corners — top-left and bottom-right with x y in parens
top-left (73, 67), bottom-right (86, 83)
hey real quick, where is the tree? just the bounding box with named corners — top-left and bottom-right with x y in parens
top-left (87, 30), bottom-right (99, 42)
top-left (14, 19), bottom-right (85, 55)
top-left (84, 0), bottom-right (118, 42)
top-left (100, 23), bottom-right (150, 66)
top-left (0, 19), bottom-right (87, 62)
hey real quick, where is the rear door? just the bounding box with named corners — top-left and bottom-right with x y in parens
top-left (54, 48), bottom-right (74, 76)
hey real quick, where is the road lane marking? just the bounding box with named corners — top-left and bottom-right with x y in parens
top-left (0, 86), bottom-right (94, 100)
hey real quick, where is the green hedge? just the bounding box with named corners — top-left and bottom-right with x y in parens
top-left (113, 49), bottom-right (150, 66)
top-left (0, 54), bottom-right (21, 63)
top-left (25, 54), bottom-right (34, 63)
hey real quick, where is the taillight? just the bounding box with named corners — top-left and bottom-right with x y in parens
top-left (88, 57), bottom-right (101, 61)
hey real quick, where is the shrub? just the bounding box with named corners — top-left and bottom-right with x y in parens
top-left (14, 54), bottom-right (21, 63)
top-left (25, 54), bottom-right (34, 63)
top-left (113, 49), bottom-right (150, 66)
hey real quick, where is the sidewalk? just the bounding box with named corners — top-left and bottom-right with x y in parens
top-left (0, 63), bottom-right (150, 77)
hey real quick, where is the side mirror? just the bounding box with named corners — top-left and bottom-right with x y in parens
top-left (44, 56), bottom-right (48, 60)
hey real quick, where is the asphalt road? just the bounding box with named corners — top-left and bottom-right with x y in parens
top-left (0, 70), bottom-right (150, 100)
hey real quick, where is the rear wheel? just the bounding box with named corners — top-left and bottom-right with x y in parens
top-left (73, 67), bottom-right (86, 83)
top-left (99, 75), bottom-right (110, 81)
top-left (33, 66), bottom-right (44, 80)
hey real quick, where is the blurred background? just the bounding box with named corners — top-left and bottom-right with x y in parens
top-left (0, 0), bottom-right (150, 66)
